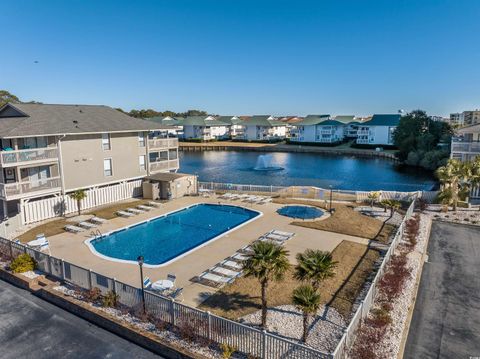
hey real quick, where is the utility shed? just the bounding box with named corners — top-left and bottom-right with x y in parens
top-left (143, 172), bottom-right (198, 200)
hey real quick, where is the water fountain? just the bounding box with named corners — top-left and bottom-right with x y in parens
top-left (253, 154), bottom-right (284, 171)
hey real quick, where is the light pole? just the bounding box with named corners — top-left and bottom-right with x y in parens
top-left (137, 255), bottom-right (146, 314)
top-left (329, 185), bottom-right (333, 213)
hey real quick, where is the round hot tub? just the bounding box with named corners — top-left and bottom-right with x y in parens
top-left (277, 205), bottom-right (324, 220)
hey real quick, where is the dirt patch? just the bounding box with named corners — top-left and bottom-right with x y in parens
top-left (273, 198), bottom-right (396, 243)
top-left (199, 241), bottom-right (380, 320)
top-left (16, 200), bottom-right (157, 243)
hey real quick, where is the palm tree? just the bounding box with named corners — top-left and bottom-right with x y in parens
top-left (471, 157), bottom-right (480, 210)
top-left (243, 241), bottom-right (290, 328)
top-left (69, 190), bottom-right (87, 216)
top-left (381, 199), bottom-right (401, 217)
top-left (436, 159), bottom-right (469, 211)
top-left (294, 249), bottom-right (337, 291)
top-left (292, 284), bottom-right (321, 343)
top-left (367, 191), bottom-right (380, 208)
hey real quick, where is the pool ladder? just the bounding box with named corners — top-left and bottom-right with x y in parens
top-left (90, 229), bottom-right (102, 239)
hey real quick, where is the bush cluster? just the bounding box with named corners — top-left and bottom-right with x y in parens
top-left (10, 253), bottom-right (36, 273)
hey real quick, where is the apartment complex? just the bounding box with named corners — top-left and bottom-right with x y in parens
top-left (449, 110), bottom-right (480, 127)
top-left (356, 114), bottom-right (401, 146)
top-left (177, 116), bottom-right (230, 141)
top-left (241, 115), bottom-right (287, 141)
top-left (290, 115), bottom-right (358, 144)
top-left (451, 123), bottom-right (480, 162)
top-left (0, 103), bottom-right (179, 217)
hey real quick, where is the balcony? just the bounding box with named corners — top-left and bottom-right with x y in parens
top-left (0, 176), bottom-right (62, 200)
top-left (0, 147), bottom-right (59, 167)
top-left (148, 138), bottom-right (178, 150)
top-left (451, 141), bottom-right (480, 154)
top-left (149, 159), bottom-right (180, 173)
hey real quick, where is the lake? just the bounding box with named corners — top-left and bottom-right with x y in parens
top-left (179, 151), bottom-right (436, 192)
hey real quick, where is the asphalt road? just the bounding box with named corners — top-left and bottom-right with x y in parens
top-left (404, 221), bottom-right (480, 359)
top-left (0, 279), bottom-right (162, 359)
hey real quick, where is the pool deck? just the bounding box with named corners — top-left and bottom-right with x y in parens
top-left (47, 196), bottom-right (367, 307)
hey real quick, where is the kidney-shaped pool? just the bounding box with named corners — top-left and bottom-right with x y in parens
top-left (86, 204), bottom-right (261, 267)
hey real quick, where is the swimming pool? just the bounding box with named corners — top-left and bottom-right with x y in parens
top-left (85, 204), bottom-right (261, 267)
top-left (277, 205), bottom-right (325, 220)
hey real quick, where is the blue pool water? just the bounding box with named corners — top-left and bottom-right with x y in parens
top-left (277, 205), bottom-right (325, 220)
top-left (88, 204), bottom-right (260, 266)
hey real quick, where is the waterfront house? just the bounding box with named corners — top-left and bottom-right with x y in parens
top-left (0, 103), bottom-right (179, 219)
top-left (242, 115), bottom-right (287, 141)
top-left (216, 116), bottom-right (245, 139)
top-left (451, 123), bottom-right (480, 162)
top-left (177, 116), bottom-right (230, 141)
top-left (356, 114), bottom-right (401, 146)
top-left (145, 116), bottom-right (184, 137)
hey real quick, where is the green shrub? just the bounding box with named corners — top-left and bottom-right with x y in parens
top-left (85, 287), bottom-right (102, 302)
top-left (10, 253), bottom-right (36, 273)
top-left (102, 290), bottom-right (119, 308)
top-left (220, 343), bottom-right (236, 358)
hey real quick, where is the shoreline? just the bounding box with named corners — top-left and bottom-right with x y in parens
top-left (179, 141), bottom-right (399, 161)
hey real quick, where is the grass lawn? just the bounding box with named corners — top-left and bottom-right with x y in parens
top-left (273, 198), bottom-right (396, 243)
top-left (199, 241), bottom-right (380, 320)
top-left (16, 199), bottom-right (155, 243)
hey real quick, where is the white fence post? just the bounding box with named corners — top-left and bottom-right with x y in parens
top-left (262, 330), bottom-right (267, 359)
top-left (207, 311), bottom-right (212, 341)
top-left (87, 269), bottom-right (93, 290)
top-left (170, 298), bottom-right (175, 326)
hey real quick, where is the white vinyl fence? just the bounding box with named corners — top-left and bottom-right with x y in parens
top-left (21, 179), bottom-right (143, 224)
top-left (331, 199), bottom-right (416, 359)
top-left (0, 237), bottom-right (330, 359)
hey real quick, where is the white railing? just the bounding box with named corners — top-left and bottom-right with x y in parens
top-left (149, 159), bottom-right (179, 173)
top-left (0, 177), bottom-right (62, 200)
top-left (148, 138), bottom-right (178, 150)
top-left (451, 141), bottom-right (480, 154)
top-left (0, 237), bottom-right (330, 359)
top-left (0, 147), bottom-right (59, 167)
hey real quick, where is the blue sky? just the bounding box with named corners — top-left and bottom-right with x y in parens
top-left (1, 0), bottom-right (479, 116)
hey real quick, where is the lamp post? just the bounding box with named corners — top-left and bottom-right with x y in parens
top-left (329, 185), bottom-right (333, 213)
top-left (137, 255), bottom-right (146, 314)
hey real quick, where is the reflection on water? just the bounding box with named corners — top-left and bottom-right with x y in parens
top-left (179, 151), bottom-right (436, 191)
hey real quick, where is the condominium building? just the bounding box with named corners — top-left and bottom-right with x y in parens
top-left (463, 110), bottom-right (480, 126)
top-left (356, 114), bottom-right (401, 146)
top-left (451, 123), bottom-right (480, 162)
top-left (241, 116), bottom-right (287, 141)
top-left (0, 103), bottom-right (179, 217)
top-left (216, 116), bottom-right (245, 139)
top-left (177, 116), bottom-right (230, 141)
top-left (449, 113), bottom-right (465, 127)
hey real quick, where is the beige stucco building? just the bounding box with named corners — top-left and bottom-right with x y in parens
top-left (0, 103), bottom-right (179, 218)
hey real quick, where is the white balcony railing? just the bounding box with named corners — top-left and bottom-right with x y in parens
top-left (148, 138), bottom-right (178, 150)
top-left (149, 159), bottom-right (180, 173)
top-left (0, 176), bottom-right (62, 200)
top-left (451, 141), bottom-right (480, 154)
top-left (0, 147), bottom-right (59, 167)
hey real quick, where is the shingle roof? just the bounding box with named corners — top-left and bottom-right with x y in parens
top-left (216, 116), bottom-right (243, 125)
top-left (244, 115), bottom-right (285, 127)
top-left (363, 114), bottom-right (401, 126)
top-left (146, 116), bottom-right (182, 126)
top-left (175, 116), bottom-right (228, 127)
top-left (333, 115), bottom-right (356, 124)
top-left (295, 115), bottom-right (331, 126)
top-left (0, 103), bottom-right (168, 138)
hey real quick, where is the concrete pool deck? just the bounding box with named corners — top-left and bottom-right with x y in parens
top-left (47, 196), bottom-right (367, 307)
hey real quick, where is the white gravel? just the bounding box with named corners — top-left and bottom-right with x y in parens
top-left (428, 208), bottom-right (480, 226)
top-left (240, 304), bottom-right (346, 353)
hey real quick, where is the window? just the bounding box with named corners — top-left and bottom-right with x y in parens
top-left (138, 132), bottom-right (145, 147)
top-left (102, 133), bottom-right (111, 150)
top-left (139, 155), bottom-right (146, 171)
top-left (103, 159), bottom-right (112, 177)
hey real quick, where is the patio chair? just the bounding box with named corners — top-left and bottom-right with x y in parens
top-left (89, 216), bottom-right (107, 224)
top-left (263, 233), bottom-right (290, 242)
top-left (271, 230), bottom-right (294, 238)
top-left (198, 271), bottom-right (234, 287)
top-left (239, 245), bottom-right (254, 254)
top-left (169, 287), bottom-right (184, 302)
top-left (143, 276), bottom-right (152, 289)
top-left (146, 201), bottom-right (160, 208)
top-left (221, 260), bottom-right (243, 270)
top-left (137, 205), bottom-right (152, 211)
top-left (231, 253), bottom-right (248, 262)
top-left (167, 273), bottom-right (177, 286)
top-left (38, 240), bottom-right (50, 254)
top-left (126, 208), bottom-right (144, 214)
top-left (210, 265), bottom-right (241, 278)
top-left (78, 221), bottom-right (96, 229)
top-left (116, 210), bottom-right (134, 217)
top-left (64, 225), bottom-right (84, 233)
top-left (219, 193), bottom-right (233, 200)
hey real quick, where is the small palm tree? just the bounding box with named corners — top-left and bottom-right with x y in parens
top-left (292, 284), bottom-right (321, 343)
top-left (381, 199), bottom-right (401, 217)
top-left (69, 189), bottom-right (87, 216)
top-left (367, 191), bottom-right (380, 208)
top-left (380, 199), bottom-right (392, 213)
top-left (243, 241), bottom-right (290, 328)
top-left (294, 249), bottom-right (337, 291)
top-left (436, 159), bottom-right (469, 211)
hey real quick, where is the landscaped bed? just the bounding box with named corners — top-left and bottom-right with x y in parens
top-left (199, 241), bottom-right (380, 320)
top-left (273, 198), bottom-right (397, 243)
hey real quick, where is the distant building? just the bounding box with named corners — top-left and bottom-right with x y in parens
top-left (146, 116), bottom-right (183, 137)
top-left (449, 113), bottom-right (465, 126)
top-left (216, 116), bottom-right (244, 139)
top-left (356, 114), bottom-right (401, 146)
top-left (463, 110), bottom-right (480, 126)
top-left (177, 116), bottom-right (230, 141)
top-left (451, 123), bottom-right (480, 162)
top-left (242, 115), bottom-right (286, 141)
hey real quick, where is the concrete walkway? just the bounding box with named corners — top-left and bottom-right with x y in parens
top-left (404, 222), bottom-right (480, 359)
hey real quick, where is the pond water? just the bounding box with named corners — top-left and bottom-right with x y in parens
top-left (179, 151), bottom-right (436, 191)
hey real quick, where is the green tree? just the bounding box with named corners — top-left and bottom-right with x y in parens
top-left (294, 249), bottom-right (337, 291)
top-left (380, 199), bottom-right (401, 216)
top-left (367, 191), bottom-right (381, 207)
top-left (436, 159), bottom-right (470, 211)
top-left (243, 241), bottom-right (290, 328)
top-left (0, 90), bottom-right (20, 107)
top-left (69, 190), bottom-right (87, 216)
top-left (292, 284), bottom-right (321, 343)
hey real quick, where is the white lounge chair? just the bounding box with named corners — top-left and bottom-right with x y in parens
top-left (169, 288), bottom-right (184, 302)
top-left (90, 216), bottom-right (107, 224)
top-left (146, 201), bottom-right (160, 208)
top-left (271, 230), bottom-right (295, 237)
top-left (64, 225), bottom-right (84, 233)
top-left (239, 245), bottom-right (254, 254)
top-left (78, 221), bottom-right (96, 229)
top-left (210, 265), bottom-right (241, 278)
top-left (143, 277), bottom-right (152, 289)
top-left (219, 193), bottom-right (234, 200)
top-left (198, 272), bottom-right (234, 287)
top-left (116, 210), bottom-right (134, 217)
top-left (264, 233), bottom-right (290, 242)
top-left (231, 253), bottom-right (248, 261)
top-left (126, 208), bottom-right (144, 214)
top-left (137, 205), bottom-right (152, 211)
top-left (221, 260), bottom-right (243, 270)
